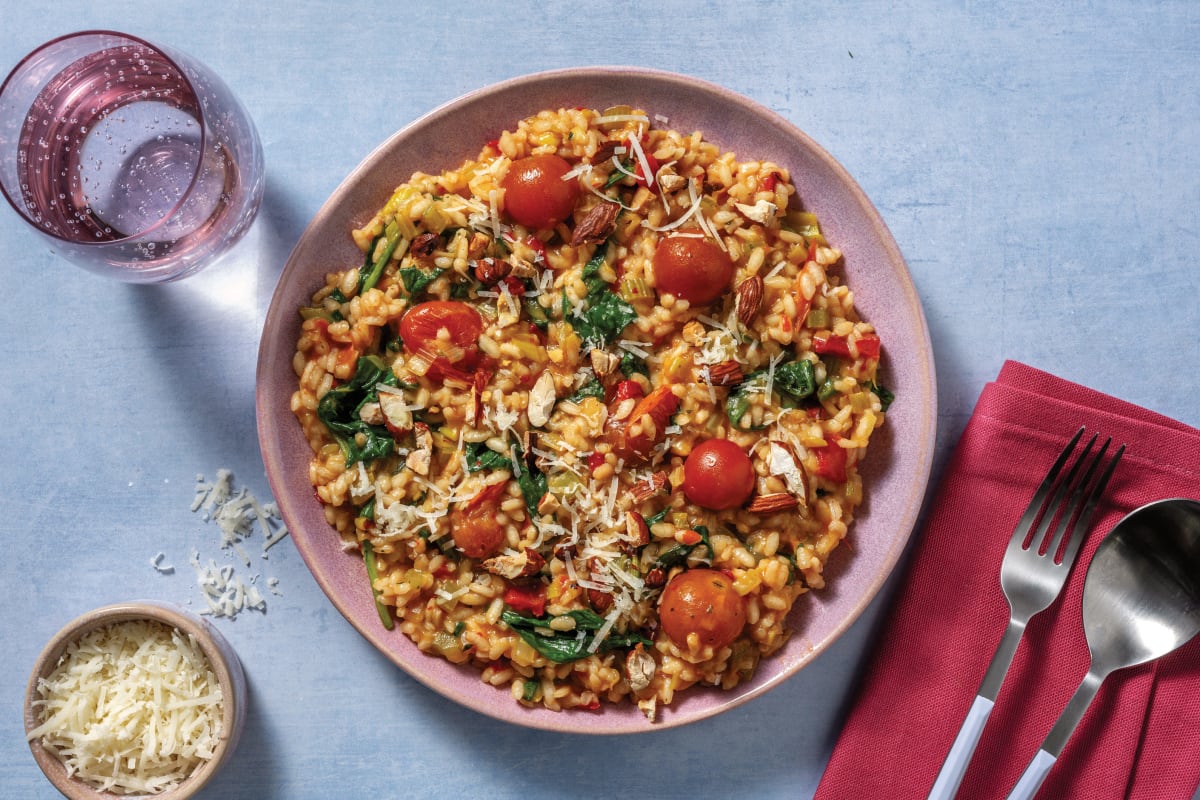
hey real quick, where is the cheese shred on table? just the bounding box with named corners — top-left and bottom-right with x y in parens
top-left (27, 619), bottom-right (224, 795)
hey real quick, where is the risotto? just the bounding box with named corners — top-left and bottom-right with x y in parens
top-left (289, 106), bottom-right (892, 720)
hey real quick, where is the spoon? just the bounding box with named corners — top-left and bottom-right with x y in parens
top-left (1007, 498), bottom-right (1200, 799)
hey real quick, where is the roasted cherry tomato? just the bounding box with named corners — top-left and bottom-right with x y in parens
top-left (398, 300), bottom-right (484, 381)
top-left (651, 230), bottom-right (735, 305)
top-left (659, 569), bottom-right (746, 650)
top-left (450, 481), bottom-right (508, 559)
top-left (682, 438), bottom-right (756, 510)
top-left (608, 384), bottom-right (679, 463)
top-left (501, 154), bottom-right (581, 229)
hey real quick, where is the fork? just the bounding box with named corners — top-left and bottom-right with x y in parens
top-left (926, 427), bottom-right (1124, 800)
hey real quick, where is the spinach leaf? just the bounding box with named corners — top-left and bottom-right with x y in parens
top-left (726, 371), bottom-right (770, 431)
top-left (566, 378), bottom-right (605, 404)
top-left (515, 456), bottom-right (548, 517)
top-left (317, 355), bottom-right (400, 464)
top-left (654, 526), bottom-right (714, 570)
top-left (567, 250), bottom-right (637, 349)
top-left (522, 297), bottom-right (550, 330)
top-left (644, 508), bottom-right (670, 527)
top-left (501, 609), bottom-right (651, 663)
top-left (572, 291), bottom-right (637, 349)
top-left (463, 441), bottom-right (546, 515)
top-left (619, 350), bottom-right (648, 378)
top-left (399, 265), bottom-right (445, 296)
top-left (358, 497), bottom-right (377, 520)
top-left (865, 380), bottom-right (895, 412)
top-left (775, 359), bottom-right (816, 400)
top-left (463, 442), bottom-right (512, 473)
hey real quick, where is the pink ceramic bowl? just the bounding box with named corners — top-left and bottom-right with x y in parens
top-left (256, 67), bottom-right (936, 733)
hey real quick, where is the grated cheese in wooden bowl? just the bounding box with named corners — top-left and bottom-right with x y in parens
top-left (25, 603), bottom-right (245, 798)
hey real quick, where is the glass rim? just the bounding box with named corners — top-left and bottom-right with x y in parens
top-left (0, 30), bottom-right (209, 247)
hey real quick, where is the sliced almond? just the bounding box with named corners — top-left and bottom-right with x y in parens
top-left (357, 400), bottom-right (384, 427)
top-left (482, 547), bottom-right (545, 579)
top-left (626, 644), bottom-right (656, 693)
top-left (768, 440), bottom-right (810, 513)
top-left (681, 320), bottom-right (706, 345)
top-left (735, 199), bottom-right (778, 225)
top-left (590, 348), bottom-right (621, 379)
top-left (704, 360), bottom-right (744, 387)
top-left (527, 371), bottom-right (557, 428)
top-left (474, 257), bottom-right (511, 285)
top-left (745, 493), bottom-right (800, 513)
top-left (406, 422), bottom-right (433, 476)
top-left (379, 392), bottom-right (413, 435)
top-left (571, 201), bottom-right (620, 246)
top-left (625, 511), bottom-right (650, 547)
top-left (626, 471), bottom-right (669, 505)
top-left (736, 275), bottom-right (764, 328)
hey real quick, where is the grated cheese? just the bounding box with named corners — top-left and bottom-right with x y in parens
top-left (190, 553), bottom-right (267, 618)
top-left (26, 619), bottom-right (223, 795)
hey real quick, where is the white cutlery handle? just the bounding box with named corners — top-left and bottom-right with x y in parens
top-left (927, 695), bottom-right (994, 800)
top-left (1007, 748), bottom-right (1057, 800)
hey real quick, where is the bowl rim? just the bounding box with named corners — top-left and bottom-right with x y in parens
top-left (257, 65), bottom-right (938, 733)
top-left (24, 600), bottom-right (246, 799)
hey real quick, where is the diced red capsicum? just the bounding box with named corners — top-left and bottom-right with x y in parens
top-left (628, 136), bottom-right (659, 188)
top-left (606, 379), bottom-right (645, 404)
top-left (503, 583), bottom-right (547, 617)
top-left (812, 332), bottom-right (881, 360)
top-left (812, 439), bottom-right (848, 483)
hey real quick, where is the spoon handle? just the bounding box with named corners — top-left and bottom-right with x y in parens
top-left (1006, 668), bottom-right (1106, 800)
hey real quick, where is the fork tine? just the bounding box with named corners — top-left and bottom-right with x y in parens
top-left (1056, 442), bottom-right (1125, 565)
top-left (1013, 427), bottom-right (1086, 549)
top-left (1044, 436), bottom-right (1110, 561)
top-left (1029, 432), bottom-right (1099, 554)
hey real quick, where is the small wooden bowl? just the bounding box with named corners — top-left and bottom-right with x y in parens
top-left (24, 601), bottom-right (247, 799)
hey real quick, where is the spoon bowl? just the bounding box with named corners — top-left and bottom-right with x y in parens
top-left (1008, 498), bottom-right (1200, 799)
top-left (1082, 498), bottom-right (1200, 673)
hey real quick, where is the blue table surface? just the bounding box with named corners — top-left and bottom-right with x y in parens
top-left (4, 2), bottom-right (1199, 798)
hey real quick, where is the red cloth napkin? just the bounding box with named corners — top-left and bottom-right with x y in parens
top-left (815, 361), bottom-right (1200, 800)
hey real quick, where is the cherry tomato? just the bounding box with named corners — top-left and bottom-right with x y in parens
top-left (450, 482), bottom-right (508, 559)
top-left (659, 569), bottom-right (746, 650)
top-left (450, 514), bottom-right (505, 559)
top-left (652, 230), bottom-right (735, 305)
top-left (608, 384), bottom-right (679, 463)
top-left (682, 438), bottom-right (756, 510)
top-left (398, 300), bottom-right (483, 381)
top-left (501, 154), bottom-right (581, 229)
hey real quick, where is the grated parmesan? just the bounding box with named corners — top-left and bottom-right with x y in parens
top-left (27, 619), bottom-right (223, 795)
top-left (173, 471), bottom-right (289, 619)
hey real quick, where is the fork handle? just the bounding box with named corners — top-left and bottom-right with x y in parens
top-left (927, 619), bottom-right (1027, 800)
top-left (927, 695), bottom-right (994, 800)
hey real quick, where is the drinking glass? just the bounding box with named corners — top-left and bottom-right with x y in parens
top-left (0, 31), bottom-right (264, 282)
